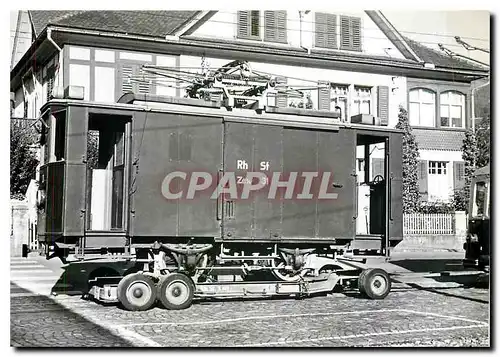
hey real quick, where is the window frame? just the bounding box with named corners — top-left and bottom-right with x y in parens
top-left (428, 161), bottom-right (448, 175)
top-left (352, 85), bottom-right (372, 116)
top-left (409, 88), bottom-right (436, 127)
top-left (237, 10), bottom-right (287, 44)
top-left (440, 91), bottom-right (466, 128)
top-left (330, 84), bottom-right (349, 121)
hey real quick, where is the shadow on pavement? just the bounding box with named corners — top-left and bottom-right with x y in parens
top-left (51, 260), bottom-right (137, 296)
top-left (404, 282), bottom-right (489, 304)
top-left (10, 282), bottom-right (133, 347)
top-left (390, 258), bottom-right (465, 273)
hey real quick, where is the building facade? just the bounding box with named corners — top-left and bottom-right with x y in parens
top-left (10, 10), bottom-right (489, 209)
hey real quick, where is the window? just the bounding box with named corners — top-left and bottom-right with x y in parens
top-left (315, 12), bottom-right (337, 49)
top-left (352, 86), bottom-right (372, 116)
top-left (357, 158), bottom-right (365, 172)
top-left (238, 11), bottom-right (286, 43)
top-left (330, 84), bottom-right (349, 121)
top-left (340, 15), bottom-right (362, 51)
top-left (429, 161), bottom-right (447, 175)
top-left (409, 88), bottom-right (435, 127)
top-left (472, 181), bottom-right (488, 216)
top-left (440, 91), bottom-right (465, 128)
top-left (250, 11), bottom-right (260, 37)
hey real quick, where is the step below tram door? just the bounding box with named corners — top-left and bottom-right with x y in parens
top-left (355, 134), bottom-right (389, 253)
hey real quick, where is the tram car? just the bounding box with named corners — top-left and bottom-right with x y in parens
top-left (34, 84), bottom-right (403, 310)
top-left (463, 164), bottom-right (490, 271)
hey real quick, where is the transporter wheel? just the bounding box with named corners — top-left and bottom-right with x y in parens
top-left (357, 269), bottom-right (369, 295)
top-left (359, 268), bottom-right (391, 300)
top-left (158, 273), bottom-right (195, 310)
top-left (117, 273), bottom-right (157, 311)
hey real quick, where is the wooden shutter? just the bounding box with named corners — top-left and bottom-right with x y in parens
top-left (264, 11), bottom-right (277, 42)
top-left (351, 17), bottom-right (362, 51)
top-left (120, 63), bottom-right (152, 96)
top-left (121, 64), bottom-right (134, 94)
top-left (318, 81), bottom-right (331, 111)
top-left (417, 160), bottom-right (428, 200)
top-left (138, 80), bottom-right (151, 94)
top-left (237, 11), bottom-right (250, 39)
top-left (276, 11), bottom-right (287, 43)
top-left (377, 86), bottom-right (389, 126)
top-left (340, 15), bottom-right (362, 51)
top-left (276, 76), bottom-right (288, 108)
top-left (372, 158), bottom-right (385, 179)
top-left (315, 12), bottom-right (337, 49)
top-left (453, 161), bottom-right (465, 190)
top-left (264, 11), bottom-right (287, 43)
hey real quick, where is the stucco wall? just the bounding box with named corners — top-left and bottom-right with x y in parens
top-left (10, 200), bottom-right (28, 257)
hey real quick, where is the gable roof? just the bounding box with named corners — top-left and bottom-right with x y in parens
top-left (366, 10), bottom-right (486, 72)
top-left (28, 10), bottom-right (198, 38)
top-left (403, 36), bottom-right (488, 71)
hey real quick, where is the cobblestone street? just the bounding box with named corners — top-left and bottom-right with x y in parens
top-left (10, 255), bottom-right (490, 348)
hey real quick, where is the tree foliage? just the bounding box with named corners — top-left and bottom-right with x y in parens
top-left (475, 114), bottom-right (490, 168)
top-left (10, 122), bottom-right (39, 199)
top-left (461, 128), bottom-right (478, 205)
top-left (395, 105), bottom-right (420, 213)
top-left (459, 81), bottom-right (490, 211)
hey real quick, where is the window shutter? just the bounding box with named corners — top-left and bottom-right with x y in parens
top-left (121, 64), bottom-right (134, 94)
top-left (138, 81), bottom-right (151, 94)
top-left (351, 17), bottom-right (362, 52)
top-left (453, 161), bottom-right (465, 190)
top-left (340, 16), bottom-right (362, 51)
top-left (276, 76), bottom-right (288, 108)
top-left (318, 81), bottom-right (330, 111)
top-left (315, 13), bottom-right (337, 49)
top-left (264, 11), bottom-right (277, 42)
top-left (120, 63), bottom-right (152, 96)
top-left (276, 11), bottom-right (287, 43)
top-left (377, 86), bottom-right (389, 126)
top-left (372, 158), bottom-right (385, 179)
top-left (417, 160), bottom-right (428, 200)
top-left (315, 12), bottom-right (327, 48)
top-left (237, 11), bottom-right (251, 39)
top-left (340, 16), bottom-right (351, 50)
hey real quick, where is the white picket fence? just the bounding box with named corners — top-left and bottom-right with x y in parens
top-left (403, 213), bottom-right (455, 235)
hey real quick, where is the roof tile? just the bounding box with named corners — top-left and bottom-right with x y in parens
top-left (29, 10), bottom-right (197, 38)
top-left (403, 36), bottom-right (487, 71)
top-left (413, 128), bottom-right (465, 151)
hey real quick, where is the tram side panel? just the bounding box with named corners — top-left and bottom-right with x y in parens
top-left (129, 111), bottom-right (223, 240)
top-left (222, 122), bottom-right (356, 243)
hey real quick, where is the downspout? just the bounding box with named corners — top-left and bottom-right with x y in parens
top-left (47, 28), bottom-right (62, 52)
top-left (471, 79), bottom-right (490, 132)
top-left (299, 11), bottom-right (311, 54)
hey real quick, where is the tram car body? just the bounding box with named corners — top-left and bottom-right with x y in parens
top-left (463, 164), bottom-right (490, 271)
top-left (36, 91), bottom-right (403, 288)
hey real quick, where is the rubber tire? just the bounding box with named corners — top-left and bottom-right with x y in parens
top-left (158, 273), bottom-right (195, 310)
top-left (117, 273), bottom-right (157, 311)
top-left (361, 268), bottom-right (391, 300)
top-left (358, 269), bottom-right (369, 295)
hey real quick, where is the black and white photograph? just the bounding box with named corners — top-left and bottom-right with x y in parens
top-left (8, 7), bottom-right (491, 348)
